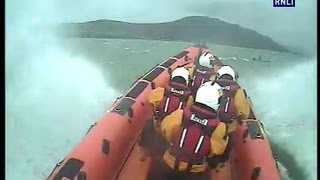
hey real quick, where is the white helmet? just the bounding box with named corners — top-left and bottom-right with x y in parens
top-left (195, 82), bottom-right (222, 111)
top-left (171, 67), bottom-right (189, 84)
top-left (198, 52), bottom-right (214, 68)
top-left (217, 65), bottom-right (236, 80)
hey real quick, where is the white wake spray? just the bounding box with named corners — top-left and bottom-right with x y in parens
top-left (6, 14), bottom-right (118, 180)
top-left (243, 59), bottom-right (317, 180)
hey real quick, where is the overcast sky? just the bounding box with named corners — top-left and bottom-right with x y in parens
top-left (6, 0), bottom-right (317, 56)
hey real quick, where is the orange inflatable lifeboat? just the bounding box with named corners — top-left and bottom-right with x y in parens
top-left (47, 46), bottom-right (281, 180)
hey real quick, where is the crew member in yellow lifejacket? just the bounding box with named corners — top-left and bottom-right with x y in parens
top-left (147, 82), bottom-right (229, 180)
top-left (189, 52), bottom-right (222, 96)
top-left (213, 65), bottom-right (251, 133)
top-left (139, 67), bottom-right (194, 157)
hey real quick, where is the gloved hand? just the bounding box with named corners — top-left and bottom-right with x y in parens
top-left (207, 139), bottom-right (232, 169)
top-left (232, 113), bottom-right (243, 125)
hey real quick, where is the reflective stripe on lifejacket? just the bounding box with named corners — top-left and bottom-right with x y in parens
top-left (194, 135), bottom-right (205, 153)
top-left (179, 128), bottom-right (187, 148)
top-left (191, 76), bottom-right (196, 86)
top-left (224, 97), bottom-right (230, 113)
top-left (201, 78), bottom-right (205, 86)
top-left (164, 97), bottom-right (170, 113)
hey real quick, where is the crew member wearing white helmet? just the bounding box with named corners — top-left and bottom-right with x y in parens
top-left (139, 67), bottom-right (194, 158)
top-left (147, 82), bottom-right (229, 180)
top-left (213, 65), bottom-right (250, 132)
top-left (189, 52), bottom-right (223, 96)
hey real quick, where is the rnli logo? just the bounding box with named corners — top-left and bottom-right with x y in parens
top-left (221, 86), bottom-right (230, 91)
top-left (196, 69), bottom-right (207, 74)
top-left (273, 0), bottom-right (295, 7)
top-left (190, 114), bottom-right (208, 126)
top-left (171, 88), bottom-right (184, 95)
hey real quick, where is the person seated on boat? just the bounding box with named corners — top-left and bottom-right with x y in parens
top-left (189, 52), bottom-right (223, 96)
top-left (213, 65), bottom-right (250, 133)
top-left (147, 82), bottom-right (229, 180)
top-left (149, 67), bottom-right (194, 132)
top-left (138, 67), bottom-right (194, 157)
